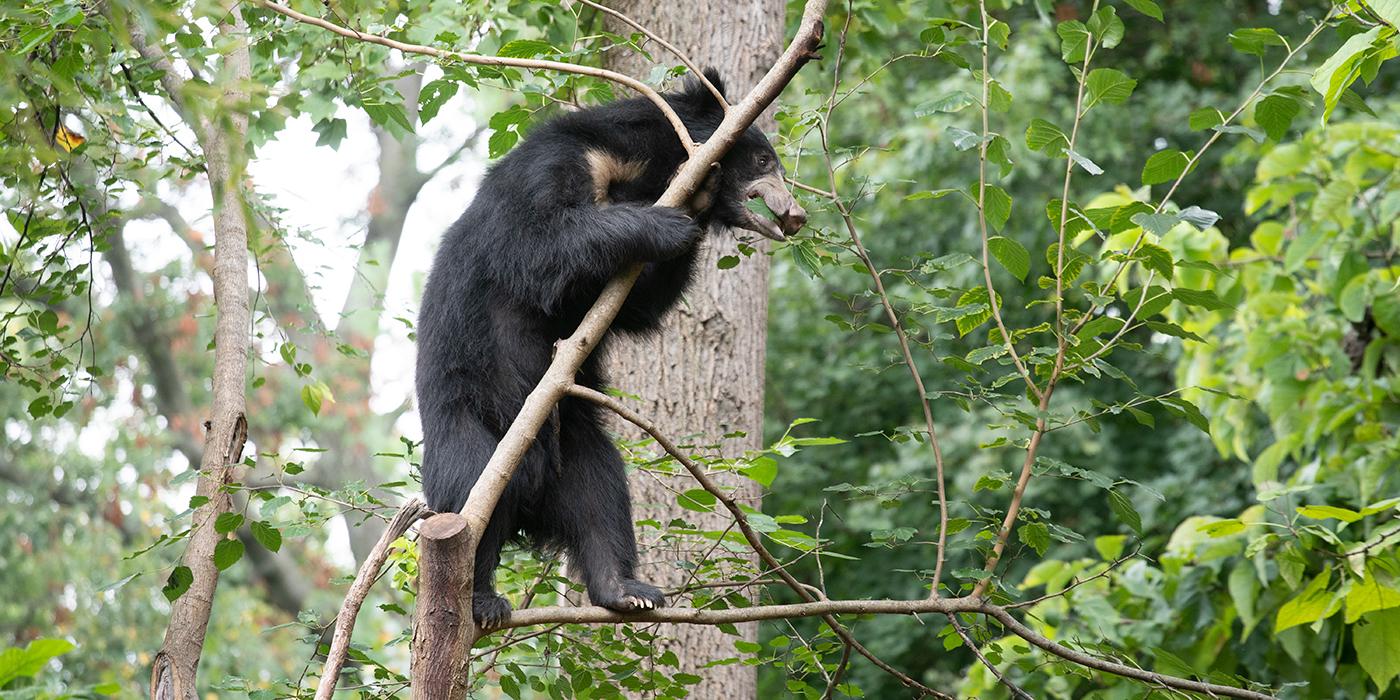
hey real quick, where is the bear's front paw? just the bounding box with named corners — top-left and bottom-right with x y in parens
top-left (649, 207), bottom-right (703, 261)
top-left (472, 592), bottom-right (513, 630)
top-left (685, 162), bottom-right (722, 218)
top-left (595, 579), bottom-right (667, 613)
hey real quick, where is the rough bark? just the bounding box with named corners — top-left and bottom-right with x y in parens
top-left (141, 9), bottom-right (254, 699)
top-left (410, 513), bottom-right (477, 700)
top-left (601, 2), bottom-right (784, 696)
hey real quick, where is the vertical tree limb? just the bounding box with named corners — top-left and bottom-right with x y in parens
top-left (129, 7), bottom-right (254, 699)
top-left (409, 513), bottom-right (477, 700)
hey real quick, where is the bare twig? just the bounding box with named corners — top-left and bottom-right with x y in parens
top-left (978, 605), bottom-right (1273, 700)
top-left (948, 615), bottom-right (1033, 700)
top-left (818, 0), bottom-right (950, 599)
top-left (973, 1), bottom-right (1040, 400)
top-left (250, 0), bottom-right (696, 152)
top-left (314, 500), bottom-right (428, 700)
top-left (567, 385), bottom-right (953, 699)
top-left (578, 0), bottom-right (729, 110)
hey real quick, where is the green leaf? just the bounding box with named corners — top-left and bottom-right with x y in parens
top-left (987, 80), bottom-right (1013, 112)
top-left (1178, 205), bottom-right (1220, 230)
top-left (1107, 488), bottom-right (1143, 535)
top-left (677, 489), bottom-right (717, 512)
top-left (1229, 563), bottom-right (1260, 638)
top-left (1145, 321), bottom-right (1205, 342)
top-left (717, 255), bottom-right (740, 270)
top-left (946, 126), bottom-right (986, 151)
top-left (418, 79), bottom-right (460, 125)
top-left (988, 236), bottom-right (1030, 281)
top-left (915, 91), bottom-right (976, 115)
top-left (1137, 243), bottom-right (1174, 279)
top-left (1085, 68), bottom-right (1136, 107)
top-left (312, 118), bottom-right (348, 149)
top-left (1095, 534), bottom-right (1127, 560)
top-left (162, 566), bottom-right (193, 602)
top-left (251, 521), bottom-right (283, 553)
top-left (1188, 107), bottom-right (1224, 131)
top-left (497, 39), bottom-right (553, 58)
top-left (1086, 6), bottom-right (1125, 49)
top-left (0, 638), bottom-right (77, 687)
top-left (1018, 522), bottom-right (1050, 556)
top-left (1346, 569), bottom-right (1400, 624)
top-left (1025, 118), bottom-right (1068, 153)
top-left (1255, 94), bottom-right (1301, 141)
top-left (361, 101), bottom-right (413, 133)
top-left (1275, 569), bottom-right (1339, 633)
top-left (1141, 149), bottom-right (1190, 185)
top-left (1171, 287), bottom-right (1230, 311)
top-left (213, 539), bottom-right (245, 571)
top-left (1297, 505), bottom-right (1363, 522)
top-left (740, 457), bottom-right (778, 488)
top-left (1130, 211), bottom-right (1180, 237)
top-left (1056, 20), bottom-right (1090, 63)
top-left (1228, 27), bottom-right (1285, 56)
top-left (1356, 609), bottom-right (1400, 691)
top-left (1066, 149), bottom-right (1104, 175)
top-left (300, 381), bottom-right (334, 416)
top-left (981, 184), bottom-right (1012, 232)
top-left (214, 512), bottom-right (244, 534)
top-left (1310, 27), bottom-right (1384, 122)
top-left (1123, 0), bottom-right (1164, 21)
top-left (1367, 0), bottom-right (1400, 26)
top-left (906, 188), bottom-right (959, 201)
top-left (954, 286), bottom-right (995, 337)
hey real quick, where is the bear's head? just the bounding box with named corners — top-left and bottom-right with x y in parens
top-left (670, 69), bottom-right (807, 241)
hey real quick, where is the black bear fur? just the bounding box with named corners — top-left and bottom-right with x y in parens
top-left (415, 69), bottom-right (802, 628)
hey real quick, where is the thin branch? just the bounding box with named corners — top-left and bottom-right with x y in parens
top-left (978, 605), bottom-right (1274, 700)
top-left (948, 614), bottom-right (1033, 700)
top-left (314, 500), bottom-right (428, 699)
top-left (250, 0), bottom-right (696, 152)
top-left (482, 593), bottom-right (1277, 700)
top-left (567, 385), bottom-right (952, 700)
top-left (500, 595), bottom-right (980, 628)
top-left (578, 0), bottom-right (729, 110)
top-left (1005, 546), bottom-right (1142, 610)
top-left (815, 3), bottom-right (949, 598)
top-left (973, 1), bottom-right (1040, 400)
top-left (1072, 8), bottom-right (1335, 339)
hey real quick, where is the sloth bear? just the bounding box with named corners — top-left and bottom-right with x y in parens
top-left (416, 69), bottom-right (806, 628)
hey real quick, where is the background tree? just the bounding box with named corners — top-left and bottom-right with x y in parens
top-left (598, 0), bottom-right (784, 694)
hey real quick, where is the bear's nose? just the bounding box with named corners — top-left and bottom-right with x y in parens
top-left (782, 203), bottom-right (807, 235)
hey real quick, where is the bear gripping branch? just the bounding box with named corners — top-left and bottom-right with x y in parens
top-left (456, 0), bottom-right (827, 535)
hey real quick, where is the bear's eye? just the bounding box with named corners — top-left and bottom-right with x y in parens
top-left (757, 154), bottom-right (772, 169)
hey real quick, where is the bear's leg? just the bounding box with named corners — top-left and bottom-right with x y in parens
top-left (551, 411), bottom-right (666, 613)
top-left (471, 509), bottom-right (516, 629)
top-left (420, 412), bottom-right (517, 628)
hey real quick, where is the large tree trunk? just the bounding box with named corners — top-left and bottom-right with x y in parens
top-left (602, 2), bottom-right (783, 697)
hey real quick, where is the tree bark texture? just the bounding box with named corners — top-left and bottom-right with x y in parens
top-left (146, 10), bottom-right (254, 699)
top-left (411, 513), bottom-right (477, 700)
top-left (602, 2), bottom-right (784, 696)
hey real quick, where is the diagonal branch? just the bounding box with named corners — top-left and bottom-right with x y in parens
top-left (456, 0), bottom-right (826, 537)
top-left (566, 385), bottom-right (953, 699)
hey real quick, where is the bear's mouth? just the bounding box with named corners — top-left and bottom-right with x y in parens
top-left (738, 174), bottom-right (807, 241)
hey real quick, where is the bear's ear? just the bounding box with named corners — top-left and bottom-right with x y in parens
top-left (678, 67), bottom-right (727, 114)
